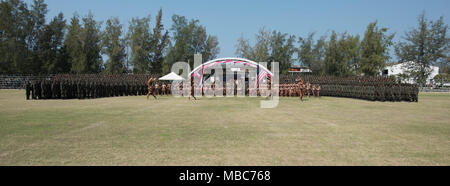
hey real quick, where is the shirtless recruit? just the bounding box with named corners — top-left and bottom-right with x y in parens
top-left (296, 77), bottom-right (304, 101)
top-left (146, 77), bottom-right (157, 100)
top-left (317, 84), bottom-right (321, 97)
top-left (161, 83), bottom-right (166, 95)
top-left (306, 82), bottom-right (311, 98)
top-left (312, 84), bottom-right (316, 97)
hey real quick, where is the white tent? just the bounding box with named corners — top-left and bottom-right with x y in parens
top-left (158, 72), bottom-right (184, 81)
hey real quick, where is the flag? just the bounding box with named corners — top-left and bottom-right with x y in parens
top-left (256, 64), bottom-right (260, 88)
top-left (258, 71), bottom-right (268, 84)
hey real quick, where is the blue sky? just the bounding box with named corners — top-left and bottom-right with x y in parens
top-left (25, 0), bottom-right (450, 61)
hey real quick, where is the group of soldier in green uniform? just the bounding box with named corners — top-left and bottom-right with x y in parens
top-left (25, 74), bottom-right (419, 102)
top-left (25, 74), bottom-right (171, 100)
top-left (279, 74), bottom-right (418, 102)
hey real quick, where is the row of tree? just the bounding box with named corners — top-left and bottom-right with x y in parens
top-left (1, 0), bottom-right (448, 86)
top-left (235, 14), bottom-right (448, 85)
top-left (0, 0), bottom-right (220, 75)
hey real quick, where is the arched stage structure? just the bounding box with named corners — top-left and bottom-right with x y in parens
top-left (189, 58), bottom-right (273, 88)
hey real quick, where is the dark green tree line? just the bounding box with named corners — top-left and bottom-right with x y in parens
top-left (102, 17), bottom-right (126, 74)
top-left (235, 28), bottom-right (296, 74)
top-left (127, 8), bottom-right (171, 75)
top-left (0, 0), bottom-right (218, 75)
top-left (165, 14), bottom-right (220, 71)
top-left (235, 20), bottom-right (398, 77)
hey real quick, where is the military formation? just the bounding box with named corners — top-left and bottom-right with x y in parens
top-left (25, 74), bottom-right (169, 100)
top-left (279, 74), bottom-right (419, 102)
top-left (25, 74), bottom-right (419, 102)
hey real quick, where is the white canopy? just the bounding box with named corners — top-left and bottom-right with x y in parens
top-left (158, 72), bottom-right (184, 81)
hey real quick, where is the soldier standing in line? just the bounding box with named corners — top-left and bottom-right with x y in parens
top-left (406, 84), bottom-right (412, 102)
top-left (413, 84), bottom-right (419, 102)
top-left (155, 82), bottom-right (160, 96)
top-left (393, 84), bottom-right (399, 102)
top-left (167, 82), bottom-right (172, 95)
top-left (32, 80), bottom-right (37, 99)
top-left (35, 80), bottom-right (41, 99)
top-left (121, 82), bottom-right (125, 97)
top-left (289, 84), bottom-right (294, 97)
top-left (317, 84), bottom-right (321, 97)
top-left (97, 80), bottom-right (102, 98)
top-left (112, 81), bottom-right (116, 97)
top-left (86, 81), bottom-right (90, 98)
top-left (82, 80), bottom-right (87, 99)
top-left (287, 85), bottom-right (290, 97)
top-left (142, 81), bottom-right (147, 95)
top-left (60, 79), bottom-right (65, 99)
top-left (161, 83), bottom-right (166, 96)
top-left (74, 80), bottom-right (79, 99)
top-left (141, 80), bottom-right (146, 95)
top-left (25, 81), bottom-right (31, 100)
top-left (51, 79), bottom-right (57, 99)
top-left (40, 80), bottom-right (46, 99)
top-left (34, 80), bottom-right (41, 99)
top-left (129, 80), bottom-right (133, 96)
top-left (40, 80), bottom-right (45, 99)
top-left (133, 80), bottom-right (138, 96)
top-left (124, 81), bottom-right (129, 96)
top-left (293, 84), bottom-right (297, 97)
top-left (369, 85), bottom-right (375, 101)
top-left (89, 81), bottom-right (94, 98)
top-left (284, 84), bottom-right (291, 97)
top-left (312, 84), bottom-right (316, 97)
top-left (280, 84), bottom-right (284, 97)
top-left (281, 84), bottom-right (285, 97)
top-left (72, 78), bottom-right (77, 98)
top-left (285, 84), bottom-right (289, 97)
top-left (306, 82), bottom-right (311, 98)
top-left (114, 82), bottom-right (119, 97)
top-left (399, 84), bottom-right (405, 101)
top-left (136, 79), bottom-right (140, 96)
top-left (92, 80), bottom-right (97, 98)
top-left (68, 79), bottom-right (72, 99)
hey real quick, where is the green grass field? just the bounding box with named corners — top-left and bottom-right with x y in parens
top-left (0, 89), bottom-right (449, 165)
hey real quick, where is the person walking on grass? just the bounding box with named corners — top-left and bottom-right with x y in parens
top-left (146, 77), bottom-right (157, 100)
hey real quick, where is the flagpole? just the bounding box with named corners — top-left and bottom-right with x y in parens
top-left (201, 60), bottom-right (204, 95)
top-left (257, 63), bottom-right (260, 96)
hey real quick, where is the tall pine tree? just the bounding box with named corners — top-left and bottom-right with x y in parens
top-left (102, 17), bottom-right (126, 74)
top-left (65, 14), bottom-right (84, 73)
